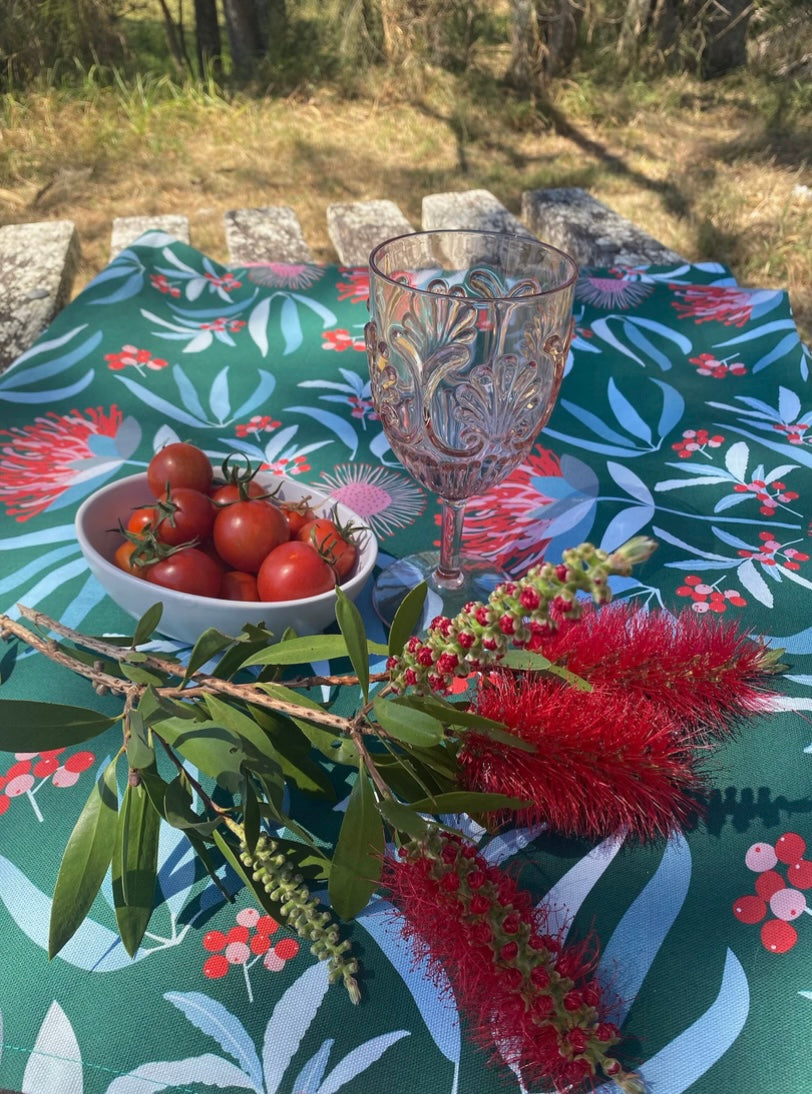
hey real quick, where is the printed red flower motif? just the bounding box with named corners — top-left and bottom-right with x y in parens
top-left (773, 422), bottom-right (810, 446)
top-left (0, 406), bottom-right (129, 522)
top-left (150, 273), bottom-right (181, 297)
top-left (259, 454), bottom-right (311, 476)
top-left (322, 328), bottom-right (366, 352)
top-left (736, 532), bottom-right (810, 570)
top-left (671, 429), bottom-right (725, 458)
top-left (689, 352), bottom-right (747, 378)
top-left (676, 575), bottom-right (746, 612)
top-left (200, 318), bottom-right (246, 333)
top-left (336, 268), bottom-right (369, 303)
top-left (672, 285), bottom-right (756, 327)
top-left (733, 833), bottom-right (812, 953)
top-left (204, 272), bottom-right (242, 290)
top-left (202, 907), bottom-right (301, 1000)
top-left (235, 415), bottom-right (282, 438)
top-left (731, 479), bottom-right (800, 518)
top-left (0, 749), bottom-right (95, 821)
top-left (104, 345), bottom-right (169, 372)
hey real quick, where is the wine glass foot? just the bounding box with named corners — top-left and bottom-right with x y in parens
top-left (372, 550), bottom-right (508, 629)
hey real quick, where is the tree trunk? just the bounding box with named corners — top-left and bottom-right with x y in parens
top-left (542, 0), bottom-right (584, 78)
top-left (222, 0), bottom-right (265, 76)
top-left (616, 0), bottom-right (654, 64)
top-left (194, 0), bottom-right (222, 77)
top-left (508, 0), bottom-right (543, 92)
top-left (697, 0), bottom-right (754, 78)
top-left (255, 0), bottom-right (287, 57)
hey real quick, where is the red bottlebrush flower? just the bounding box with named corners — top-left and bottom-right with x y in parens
top-left (460, 669), bottom-right (709, 841)
top-left (382, 831), bottom-right (642, 1093)
top-left (533, 602), bottom-right (778, 739)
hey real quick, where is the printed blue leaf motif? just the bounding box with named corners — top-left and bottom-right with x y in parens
top-left (778, 386), bottom-right (802, 423)
top-left (713, 526), bottom-right (759, 551)
top-left (233, 370), bottom-right (276, 421)
top-left (558, 399), bottom-right (638, 448)
top-left (607, 378), bottom-right (652, 443)
top-left (105, 1052), bottom-right (258, 1093)
top-left (0, 855), bottom-right (140, 971)
top-left (622, 319), bottom-right (676, 371)
top-left (290, 291), bottom-right (337, 328)
top-left (597, 833), bottom-right (691, 1024)
top-left (284, 406), bottom-right (360, 455)
top-left (358, 897), bottom-right (461, 1070)
top-left (262, 963), bottom-right (331, 1093)
top-left (163, 297), bottom-right (253, 322)
top-left (714, 493), bottom-right (750, 513)
top-left (0, 544), bottom-right (77, 597)
top-left (248, 297), bottom-right (271, 356)
top-left (724, 440), bottom-right (749, 480)
top-left (752, 331), bottom-right (805, 374)
top-left (657, 474), bottom-right (731, 492)
top-left (749, 288), bottom-right (785, 318)
top-left (762, 623), bottom-right (812, 655)
top-left (714, 318), bottom-right (796, 348)
top-left (85, 257), bottom-right (144, 287)
top-left (607, 462), bottom-right (653, 505)
top-left (89, 271), bottom-right (147, 304)
top-left (209, 367), bottom-right (233, 420)
top-left (316, 1031), bottom-right (411, 1094)
top-left (293, 1039), bottom-right (334, 1094)
top-left (623, 950), bottom-right (749, 1094)
top-left (171, 366), bottom-right (209, 421)
top-left (600, 505), bottom-right (654, 552)
top-left (1, 327), bottom-right (100, 399)
top-left (114, 374), bottom-right (214, 429)
top-left (164, 991), bottom-right (263, 1091)
top-left (737, 558), bottom-right (774, 607)
top-left (652, 525), bottom-right (733, 564)
top-left (718, 424), bottom-right (812, 471)
top-left (480, 826), bottom-right (546, 865)
top-left (280, 295), bottom-right (303, 355)
top-left (543, 835), bottom-right (625, 938)
top-left (651, 378), bottom-right (685, 438)
top-left (22, 1000), bottom-right (83, 1094)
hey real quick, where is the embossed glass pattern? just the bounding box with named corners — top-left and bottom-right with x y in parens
top-left (365, 229), bottom-right (577, 624)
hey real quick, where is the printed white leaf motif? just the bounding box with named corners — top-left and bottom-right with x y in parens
top-left (724, 441), bottom-right (749, 480)
top-left (542, 834), bottom-right (625, 939)
top-left (263, 962), bottom-right (330, 1093)
top-left (737, 558), bottom-right (774, 608)
top-left (248, 297), bottom-right (271, 356)
top-left (105, 1053), bottom-right (258, 1093)
top-left (164, 992), bottom-right (263, 1091)
top-left (316, 1030), bottom-right (411, 1094)
top-left (22, 1001), bottom-right (83, 1094)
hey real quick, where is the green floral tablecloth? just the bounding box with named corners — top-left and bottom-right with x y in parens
top-left (1, 230), bottom-right (811, 1093)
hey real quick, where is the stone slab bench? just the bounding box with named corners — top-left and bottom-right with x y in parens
top-left (1, 187), bottom-right (685, 373)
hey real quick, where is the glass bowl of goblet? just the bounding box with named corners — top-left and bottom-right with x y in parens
top-left (364, 228), bottom-right (577, 625)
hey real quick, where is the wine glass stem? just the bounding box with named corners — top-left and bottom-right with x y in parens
top-left (435, 499), bottom-right (467, 590)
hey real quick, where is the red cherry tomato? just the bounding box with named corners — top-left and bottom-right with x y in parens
top-left (213, 499), bottom-right (290, 573)
top-left (210, 480), bottom-right (270, 505)
top-left (147, 442), bottom-right (213, 498)
top-left (297, 517), bottom-right (358, 580)
top-left (256, 541), bottom-right (336, 602)
top-left (113, 540), bottom-right (150, 578)
top-left (220, 571), bottom-right (259, 601)
top-left (126, 505), bottom-right (157, 535)
top-left (154, 487), bottom-right (214, 546)
top-left (146, 547), bottom-right (223, 597)
top-left (282, 503), bottom-right (316, 537)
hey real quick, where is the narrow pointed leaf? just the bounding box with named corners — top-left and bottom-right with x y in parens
top-left (329, 768), bottom-right (385, 920)
top-left (184, 628), bottom-right (236, 682)
top-left (378, 799), bottom-right (431, 840)
top-left (125, 707), bottom-right (155, 771)
top-left (242, 634), bottom-right (352, 667)
top-left (242, 776), bottom-right (261, 856)
top-left (407, 790), bottom-right (531, 814)
top-left (335, 587), bottom-right (369, 700)
top-left (0, 701), bottom-right (117, 752)
top-left (388, 582), bottom-right (428, 658)
top-left (132, 602), bottom-right (163, 646)
top-left (372, 697), bottom-right (444, 748)
top-left (112, 779), bottom-right (161, 956)
top-left (49, 756), bottom-right (120, 958)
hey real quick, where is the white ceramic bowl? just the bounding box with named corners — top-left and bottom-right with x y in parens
top-left (75, 472), bottom-right (378, 645)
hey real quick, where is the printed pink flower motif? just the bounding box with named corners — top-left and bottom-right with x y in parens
top-left (675, 574), bottom-right (746, 613)
top-left (0, 405), bottom-right (131, 522)
top-left (204, 271), bottom-right (242, 291)
top-left (736, 532), bottom-right (810, 570)
top-left (104, 345), bottom-right (169, 373)
top-left (150, 274), bottom-right (181, 298)
top-left (689, 352), bottom-right (747, 378)
top-left (0, 750), bottom-right (95, 821)
top-left (671, 428), bottom-right (725, 458)
top-left (336, 268), bottom-right (370, 303)
top-left (199, 318), bottom-right (246, 333)
top-left (671, 285), bottom-right (755, 327)
top-left (235, 415), bottom-right (282, 438)
top-left (733, 833), bottom-right (812, 953)
top-left (316, 462), bottom-right (425, 538)
top-left (322, 328), bottom-right (366, 352)
top-left (202, 907), bottom-right (301, 1001)
top-left (245, 262), bottom-right (326, 290)
top-left (731, 479), bottom-right (800, 518)
top-left (575, 270), bottom-right (654, 309)
top-left (259, 454), bottom-right (311, 476)
top-left (773, 422), bottom-right (812, 446)
top-left (348, 394), bottom-right (378, 422)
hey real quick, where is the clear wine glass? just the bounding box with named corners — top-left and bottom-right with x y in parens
top-left (364, 229), bottom-right (577, 625)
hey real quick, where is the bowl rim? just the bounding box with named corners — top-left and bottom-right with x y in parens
top-left (74, 470), bottom-right (377, 611)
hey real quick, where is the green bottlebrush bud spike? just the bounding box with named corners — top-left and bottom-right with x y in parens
top-left (240, 833), bottom-right (361, 1004)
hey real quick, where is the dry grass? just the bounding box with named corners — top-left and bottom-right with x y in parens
top-left (1, 63), bottom-right (810, 341)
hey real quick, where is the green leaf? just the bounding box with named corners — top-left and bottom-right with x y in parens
top-left (49, 756), bottom-right (119, 958)
top-left (241, 776), bottom-right (261, 856)
top-left (125, 707), bottom-right (155, 771)
top-left (499, 649), bottom-right (553, 671)
top-left (372, 697), bottom-right (444, 748)
top-left (155, 719), bottom-right (245, 794)
top-left (132, 602), bottom-right (163, 647)
top-left (112, 778), bottom-right (161, 956)
top-left (290, 719), bottom-right (359, 766)
top-left (138, 769), bottom-right (169, 815)
top-left (0, 701), bottom-right (117, 753)
top-left (378, 798), bottom-right (430, 840)
top-left (400, 694), bottom-right (534, 750)
top-left (249, 708), bottom-right (336, 799)
top-left (328, 767), bottom-right (385, 920)
top-left (184, 829), bottom-right (235, 904)
top-left (407, 790), bottom-right (532, 814)
top-left (163, 775), bottom-right (220, 835)
top-left (388, 581), bottom-right (427, 657)
top-left (334, 587), bottom-right (369, 701)
top-left (183, 628), bottom-right (236, 683)
top-left (242, 633), bottom-right (351, 668)
top-left (119, 663), bottom-right (167, 686)
top-left (202, 693), bottom-right (284, 771)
